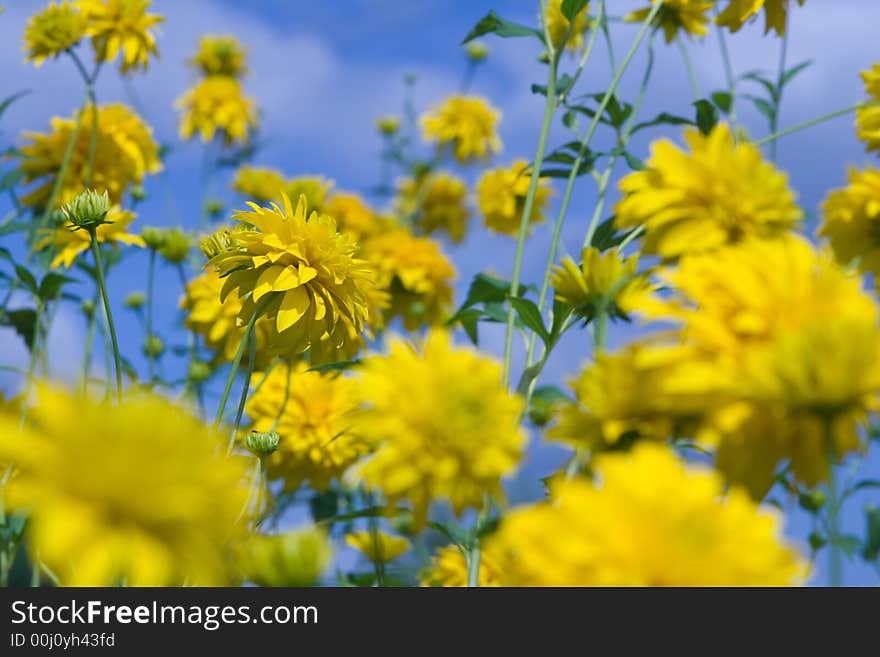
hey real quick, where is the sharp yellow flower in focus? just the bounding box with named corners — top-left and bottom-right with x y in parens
top-left (477, 160), bottom-right (552, 237)
top-left (206, 194), bottom-right (374, 358)
top-left (397, 172), bottom-right (470, 243)
top-left (717, 0), bottom-right (807, 36)
top-left (16, 103), bottom-right (161, 208)
top-left (544, 0), bottom-right (590, 53)
top-left (626, 0), bottom-right (715, 43)
top-left (353, 330), bottom-right (526, 526)
top-left (245, 363), bottom-right (370, 492)
top-left (820, 167), bottom-right (880, 275)
top-left (177, 76), bottom-right (257, 147)
top-left (551, 247), bottom-right (646, 319)
top-left (243, 527), bottom-right (333, 587)
top-left (189, 34), bottom-right (247, 78)
top-left (23, 1), bottom-right (88, 66)
top-left (489, 444), bottom-right (806, 586)
top-left (615, 124), bottom-right (802, 258)
top-left (232, 165), bottom-right (286, 203)
top-left (76, 0), bottom-right (163, 73)
top-left (37, 206), bottom-right (145, 269)
top-left (420, 544), bottom-right (505, 587)
top-left (421, 95), bottom-right (501, 163)
top-left (362, 229), bottom-right (455, 330)
top-left (549, 342), bottom-right (721, 448)
top-left (856, 64), bottom-right (880, 156)
top-left (0, 386), bottom-right (249, 586)
top-left (345, 531), bottom-right (411, 563)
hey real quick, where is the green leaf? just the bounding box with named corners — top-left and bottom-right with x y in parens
top-left (306, 359), bottom-right (361, 373)
top-left (837, 534), bottom-right (862, 558)
top-left (630, 112), bottom-right (695, 135)
top-left (711, 91), bottom-right (733, 114)
top-left (853, 479), bottom-right (880, 492)
top-left (861, 506), bottom-right (880, 562)
top-left (509, 297), bottom-right (550, 345)
top-left (780, 60), bottom-right (812, 89)
top-left (0, 169), bottom-right (23, 192)
top-left (462, 10), bottom-right (544, 44)
top-left (0, 90), bottom-right (30, 121)
top-left (549, 298), bottom-right (573, 342)
top-left (528, 384), bottom-right (570, 426)
top-left (458, 272), bottom-right (511, 310)
top-left (14, 265), bottom-right (38, 295)
top-left (591, 216), bottom-right (624, 251)
top-left (741, 71), bottom-right (779, 103)
top-left (451, 308), bottom-right (483, 345)
top-left (38, 273), bottom-right (75, 302)
top-left (0, 222), bottom-right (28, 238)
top-left (1, 308), bottom-right (37, 350)
top-left (747, 95), bottom-right (775, 121)
top-left (561, 0), bottom-right (589, 21)
top-left (309, 490), bottom-right (339, 523)
top-left (693, 99), bottom-right (719, 135)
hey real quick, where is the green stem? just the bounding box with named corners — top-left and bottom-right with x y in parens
top-left (715, 21), bottom-right (737, 123)
top-left (146, 249), bottom-right (157, 383)
top-left (824, 416), bottom-right (843, 587)
top-left (593, 307), bottom-right (609, 352)
top-left (466, 493), bottom-right (492, 587)
top-left (227, 324), bottom-right (258, 455)
top-left (18, 301), bottom-right (44, 429)
top-left (79, 298), bottom-right (99, 395)
top-left (88, 228), bottom-right (122, 404)
top-left (754, 102), bottom-right (872, 147)
top-left (677, 37), bottom-right (701, 100)
top-left (770, 26), bottom-right (789, 162)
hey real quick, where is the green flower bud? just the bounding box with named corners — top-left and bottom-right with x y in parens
top-left (80, 298), bottom-right (96, 317)
top-left (143, 335), bottom-right (165, 359)
top-left (375, 115), bottom-right (400, 136)
top-left (246, 430), bottom-right (280, 455)
top-left (124, 291), bottom-right (146, 310)
top-left (204, 199), bottom-right (224, 219)
top-left (129, 185), bottom-right (147, 202)
top-left (63, 189), bottom-right (110, 231)
top-left (48, 208), bottom-right (68, 228)
top-left (157, 228), bottom-right (191, 264)
top-left (187, 360), bottom-right (212, 384)
top-left (199, 228), bottom-right (238, 259)
top-left (141, 226), bottom-right (167, 250)
top-left (466, 41), bottom-right (490, 62)
top-left (798, 489), bottom-right (827, 514)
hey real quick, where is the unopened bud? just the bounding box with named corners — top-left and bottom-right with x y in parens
top-left (466, 41), bottom-right (490, 62)
top-left (157, 228), bottom-right (191, 264)
top-left (246, 430), bottom-right (280, 455)
top-left (204, 199), bottom-right (224, 218)
top-left (80, 298), bottom-right (96, 317)
top-left (141, 226), bottom-right (167, 251)
top-left (63, 189), bottom-right (110, 231)
top-left (124, 291), bottom-right (145, 310)
top-left (187, 360), bottom-right (212, 384)
top-left (129, 185), bottom-right (147, 202)
top-left (143, 335), bottom-right (165, 359)
top-left (375, 115), bottom-right (400, 136)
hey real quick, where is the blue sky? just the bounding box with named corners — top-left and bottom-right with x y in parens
top-left (1, 0), bottom-right (879, 585)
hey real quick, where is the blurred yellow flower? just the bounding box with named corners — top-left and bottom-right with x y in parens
top-left (37, 206), bottom-right (144, 269)
top-left (206, 194), bottom-right (373, 358)
top-left (0, 386), bottom-right (249, 586)
top-left (856, 64), bottom-right (880, 156)
top-left (362, 229), bottom-right (455, 330)
top-left (345, 531), bottom-right (411, 563)
top-left (17, 103), bottom-right (161, 208)
top-left (489, 444), bottom-right (806, 586)
top-left (177, 76), bottom-right (257, 146)
top-left (398, 172), bottom-right (470, 243)
top-left (23, 1), bottom-right (88, 66)
top-left (549, 342), bottom-right (721, 448)
top-left (244, 527), bottom-right (333, 587)
top-left (421, 544), bottom-right (505, 587)
top-left (615, 124), bottom-right (801, 258)
top-left (232, 165), bottom-right (286, 203)
top-left (551, 247), bottom-right (645, 318)
top-left (353, 330), bottom-right (526, 526)
top-left (325, 192), bottom-right (382, 241)
top-left (820, 167), bottom-right (880, 275)
top-left (284, 176), bottom-right (333, 213)
top-left (717, 0), bottom-right (806, 36)
top-left (626, 0), bottom-right (715, 43)
top-left (544, 0), bottom-right (590, 53)
top-left (375, 115), bottom-right (400, 136)
top-left (190, 34), bottom-right (247, 78)
top-left (422, 95), bottom-right (501, 163)
top-left (245, 363), bottom-right (370, 492)
top-left (477, 159), bottom-right (551, 237)
top-left (77, 0), bottom-right (163, 73)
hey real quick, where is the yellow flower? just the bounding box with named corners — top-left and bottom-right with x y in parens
top-left (0, 386), bottom-right (249, 586)
top-left (626, 0), bottom-right (715, 43)
top-left (551, 247), bottom-right (645, 318)
top-left (820, 167), bottom-right (880, 275)
top-left (353, 330), bottom-right (526, 526)
top-left (544, 0), bottom-right (590, 53)
top-left (76, 0), bottom-right (163, 73)
top-left (23, 1), bottom-right (88, 66)
top-left (206, 194), bottom-right (374, 358)
top-left (476, 160), bottom-right (552, 237)
top-left (189, 34), bottom-right (247, 78)
top-left (397, 172), bottom-right (470, 243)
top-left (284, 176), bottom-right (333, 213)
top-left (421, 95), bottom-right (501, 163)
top-left (489, 444), bottom-right (806, 586)
top-left (549, 342), bottom-right (721, 448)
top-left (245, 363), bottom-right (370, 491)
top-left (615, 124), bottom-right (801, 258)
top-left (177, 76), bottom-right (257, 147)
top-left (717, 0), bottom-right (806, 36)
top-left (420, 544), bottom-right (505, 587)
top-left (856, 64), bottom-right (880, 156)
top-left (232, 165), bottom-right (286, 203)
top-left (243, 527), bottom-right (333, 587)
top-left (325, 192), bottom-right (382, 241)
top-left (345, 531), bottom-right (411, 563)
top-left (37, 206), bottom-right (144, 269)
top-left (362, 229), bottom-right (455, 330)
top-left (16, 103), bottom-right (161, 209)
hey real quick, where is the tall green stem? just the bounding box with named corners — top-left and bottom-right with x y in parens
top-left (715, 21), bottom-right (737, 124)
top-left (18, 301), bottom-right (44, 429)
top-left (79, 297), bottom-right (99, 395)
top-left (770, 27), bottom-right (789, 162)
top-left (145, 249), bottom-right (157, 383)
top-left (88, 228), bottom-right (122, 404)
top-left (755, 102), bottom-right (872, 147)
top-left (227, 325), bottom-right (258, 455)
top-left (677, 38), bottom-right (701, 100)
